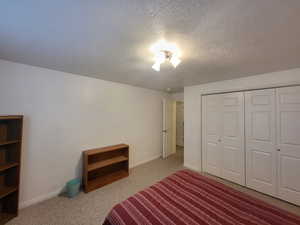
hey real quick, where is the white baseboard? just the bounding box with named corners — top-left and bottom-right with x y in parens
top-left (20, 154), bottom-right (162, 209)
top-left (19, 188), bottom-right (62, 209)
top-left (184, 163), bottom-right (199, 172)
top-left (130, 154), bottom-right (161, 168)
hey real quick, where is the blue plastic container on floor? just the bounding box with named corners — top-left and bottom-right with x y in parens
top-left (66, 178), bottom-right (81, 198)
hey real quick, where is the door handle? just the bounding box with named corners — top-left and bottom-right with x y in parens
top-left (277, 149), bottom-right (281, 152)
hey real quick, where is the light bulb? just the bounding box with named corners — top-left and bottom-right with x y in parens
top-left (150, 39), bottom-right (166, 53)
top-left (154, 51), bottom-right (166, 64)
top-left (170, 56), bottom-right (181, 68)
top-left (152, 62), bottom-right (160, 72)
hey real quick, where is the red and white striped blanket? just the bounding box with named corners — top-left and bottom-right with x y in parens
top-left (103, 170), bottom-right (300, 225)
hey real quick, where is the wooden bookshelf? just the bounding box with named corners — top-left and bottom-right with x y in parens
top-left (0, 186), bottom-right (18, 199)
top-left (87, 170), bottom-right (128, 191)
top-left (0, 163), bottom-right (19, 173)
top-left (0, 141), bottom-right (20, 147)
top-left (87, 155), bottom-right (128, 172)
top-left (0, 115), bottom-right (23, 225)
top-left (83, 144), bottom-right (129, 193)
top-left (0, 213), bottom-right (16, 225)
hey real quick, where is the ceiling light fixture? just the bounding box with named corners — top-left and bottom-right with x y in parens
top-left (150, 40), bottom-right (181, 72)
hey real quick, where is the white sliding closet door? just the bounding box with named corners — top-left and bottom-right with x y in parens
top-left (245, 89), bottom-right (277, 196)
top-left (277, 86), bottom-right (300, 206)
top-left (203, 92), bottom-right (245, 185)
top-left (202, 95), bottom-right (222, 177)
top-left (221, 92), bottom-right (245, 185)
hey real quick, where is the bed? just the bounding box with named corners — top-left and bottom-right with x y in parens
top-left (103, 169), bottom-right (300, 225)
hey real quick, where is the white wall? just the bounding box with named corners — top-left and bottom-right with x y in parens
top-left (0, 60), bottom-right (169, 208)
top-left (184, 68), bottom-right (300, 171)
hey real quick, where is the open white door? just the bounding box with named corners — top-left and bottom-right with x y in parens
top-left (162, 99), bottom-right (174, 159)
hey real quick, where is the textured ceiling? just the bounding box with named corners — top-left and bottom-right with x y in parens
top-left (1, 0), bottom-right (300, 92)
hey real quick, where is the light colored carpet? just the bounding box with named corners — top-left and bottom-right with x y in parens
top-left (9, 152), bottom-right (183, 225)
top-left (9, 150), bottom-right (300, 225)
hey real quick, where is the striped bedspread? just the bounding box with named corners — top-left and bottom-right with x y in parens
top-left (103, 170), bottom-right (300, 225)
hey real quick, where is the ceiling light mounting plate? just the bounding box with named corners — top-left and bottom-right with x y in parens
top-left (162, 50), bottom-right (172, 60)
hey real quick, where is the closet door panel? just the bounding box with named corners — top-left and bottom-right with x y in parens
top-left (202, 95), bottom-right (222, 177)
top-left (245, 89), bottom-right (277, 196)
top-left (221, 92), bottom-right (245, 185)
top-left (277, 86), bottom-right (300, 206)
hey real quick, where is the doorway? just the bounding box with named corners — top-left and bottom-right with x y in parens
top-left (162, 98), bottom-right (184, 163)
top-left (175, 101), bottom-right (184, 159)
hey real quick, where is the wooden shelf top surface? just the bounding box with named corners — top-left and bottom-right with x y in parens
top-left (0, 186), bottom-right (18, 199)
top-left (84, 144), bottom-right (128, 156)
top-left (0, 115), bottom-right (23, 120)
top-left (0, 140), bottom-right (20, 146)
top-left (88, 156), bottom-right (128, 172)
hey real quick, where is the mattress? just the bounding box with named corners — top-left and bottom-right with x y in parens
top-left (103, 169), bottom-right (300, 225)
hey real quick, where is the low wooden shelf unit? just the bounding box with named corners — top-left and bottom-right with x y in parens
top-left (83, 144), bottom-right (129, 193)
